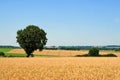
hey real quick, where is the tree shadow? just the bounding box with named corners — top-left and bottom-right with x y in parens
top-left (75, 53), bottom-right (117, 57)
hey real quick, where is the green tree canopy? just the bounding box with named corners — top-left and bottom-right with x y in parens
top-left (88, 47), bottom-right (99, 56)
top-left (16, 25), bottom-right (47, 57)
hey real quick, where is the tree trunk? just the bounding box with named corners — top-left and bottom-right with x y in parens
top-left (31, 54), bottom-right (34, 57)
top-left (26, 53), bottom-right (31, 57)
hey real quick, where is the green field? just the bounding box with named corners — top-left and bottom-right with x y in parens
top-left (0, 48), bottom-right (13, 53)
top-left (0, 48), bottom-right (25, 57)
top-left (0, 48), bottom-right (60, 57)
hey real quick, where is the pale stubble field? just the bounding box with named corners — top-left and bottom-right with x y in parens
top-left (8, 49), bottom-right (120, 57)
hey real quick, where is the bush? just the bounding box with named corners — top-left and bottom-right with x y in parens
top-left (88, 47), bottom-right (99, 56)
top-left (115, 48), bottom-right (120, 51)
top-left (101, 53), bottom-right (117, 57)
top-left (0, 52), bottom-right (5, 57)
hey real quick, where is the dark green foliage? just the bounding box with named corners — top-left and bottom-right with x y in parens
top-left (88, 47), bottom-right (99, 56)
top-left (75, 53), bottom-right (117, 57)
top-left (115, 48), bottom-right (120, 51)
top-left (0, 52), bottom-right (5, 57)
top-left (100, 54), bottom-right (117, 57)
top-left (16, 25), bottom-right (47, 57)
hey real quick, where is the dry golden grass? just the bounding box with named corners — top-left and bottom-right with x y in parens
top-left (8, 49), bottom-right (120, 57)
top-left (0, 57), bottom-right (120, 80)
top-left (8, 49), bottom-right (88, 56)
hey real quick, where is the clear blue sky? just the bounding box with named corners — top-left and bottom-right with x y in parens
top-left (0, 0), bottom-right (120, 46)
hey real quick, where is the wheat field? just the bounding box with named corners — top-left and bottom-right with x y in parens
top-left (0, 57), bottom-right (120, 80)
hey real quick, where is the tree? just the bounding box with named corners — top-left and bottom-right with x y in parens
top-left (88, 47), bottom-right (99, 56)
top-left (16, 25), bottom-right (47, 57)
top-left (0, 52), bottom-right (5, 57)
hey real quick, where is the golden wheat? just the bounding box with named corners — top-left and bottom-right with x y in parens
top-left (0, 57), bottom-right (120, 80)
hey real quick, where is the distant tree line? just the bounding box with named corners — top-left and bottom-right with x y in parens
top-left (44, 46), bottom-right (120, 50)
top-left (1, 45), bottom-right (120, 51)
top-left (0, 46), bottom-right (20, 48)
top-left (58, 46), bottom-right (92, 50)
